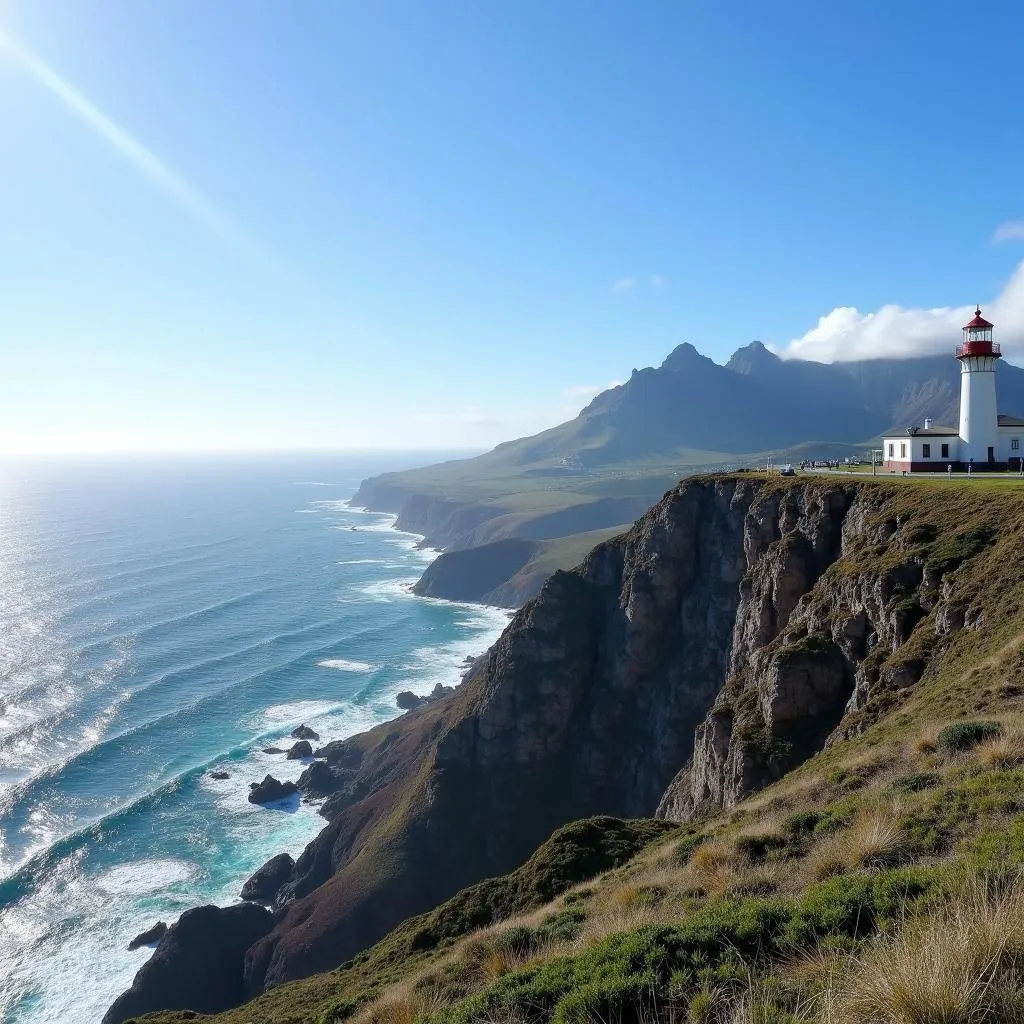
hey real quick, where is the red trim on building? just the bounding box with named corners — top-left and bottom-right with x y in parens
top-left (964, 310), bottom-right (994, 330)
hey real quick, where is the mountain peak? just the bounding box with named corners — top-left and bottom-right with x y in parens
top-left (727, 340), bottom-right (781, 375)
top-left (661, 342), bottom-right (712, 373)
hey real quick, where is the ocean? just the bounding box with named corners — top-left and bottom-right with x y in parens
top-left (0, 452), bottom-right (509, 1024)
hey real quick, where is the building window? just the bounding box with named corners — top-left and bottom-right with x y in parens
top-left (941, 443), bottom-right (949, 458)
top-left (888, 443), bottom-right (894, 457)
top-left (922, 444), bottom-right (931, 458)
top-left (900, 442), bottom-right (907, 458)
top-left (1013, 439), bottom-right (1020, 451)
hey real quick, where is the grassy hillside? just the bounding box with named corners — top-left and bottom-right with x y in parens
top-left (139, 474), bottom-right (1024, 1024)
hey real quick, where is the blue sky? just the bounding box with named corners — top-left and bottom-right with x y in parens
top-left (3, 1), bottom-right (1024, 452)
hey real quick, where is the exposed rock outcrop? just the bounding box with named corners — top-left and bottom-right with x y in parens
top-left (286, 740), bottom-right (313, 760)
top-left (248, 776), bottom-right (297, 805)
top-left (127, 921), bottom-right (167, 950)
top-left (103, 903), bottom-right (273, 1024)
top-left (291, 725), bottom-right (320, 741)
top-left (296, 760), bottom-right (352, 800)
top-left (412, 538), bottom-right (540, 605)
top-left (396, 682), bottom-right (455, 712)
top-left (241, 854), bottom-right (295, 904)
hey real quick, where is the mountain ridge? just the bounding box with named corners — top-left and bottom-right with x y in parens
top-left (353, 341), bottom-right (1024, 606)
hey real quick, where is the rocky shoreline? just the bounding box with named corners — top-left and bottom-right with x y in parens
top-left (102, 508), bottom-right (503, 1024)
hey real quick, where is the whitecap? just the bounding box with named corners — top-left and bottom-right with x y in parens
top-left (92, 859), bottom-right (194, 896)
top-left (317, 659), bottom-right (376, 673)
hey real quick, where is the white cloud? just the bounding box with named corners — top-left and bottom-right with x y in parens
top-left (613, 277), bottom-right (634, 292)
top-left (651, 275), bottom-right (665, 289)
top-left (775, 259), bottom-right (1024, 363)
top-left (993, 221), bottom-right (1024, 244)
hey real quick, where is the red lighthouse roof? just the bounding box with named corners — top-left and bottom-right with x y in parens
top-left (964, 307), bottom-right (994, 330)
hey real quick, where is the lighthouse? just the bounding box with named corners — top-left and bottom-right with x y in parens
top-left (881, 306), bottom-right (1024, 473)
top-left (957, 307), bottom-right (1000, 466)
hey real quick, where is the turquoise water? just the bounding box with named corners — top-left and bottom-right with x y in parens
top-left (0, 453), bottom-right (509, 1024)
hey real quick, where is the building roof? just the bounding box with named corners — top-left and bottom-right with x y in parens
top-left (998, 414), bottom-right (1024, 427)
top-left (964, 306), bottom-right (994, 330)
top-left (904, 425), bottom-right (959, 437)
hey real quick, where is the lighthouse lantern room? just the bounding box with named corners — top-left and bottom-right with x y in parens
top-left (881, 307), bottom-right (1024, 472)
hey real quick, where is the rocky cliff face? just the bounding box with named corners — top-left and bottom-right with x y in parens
top-left (109, 475), bottom-right (985, 1019)
top-left (656, 481), bottom-right (984, 819)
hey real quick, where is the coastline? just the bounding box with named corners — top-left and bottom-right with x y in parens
top-left (2, 466), bottom-right (514, 1024)
top-left (107, 503), bottom-right (513, 992)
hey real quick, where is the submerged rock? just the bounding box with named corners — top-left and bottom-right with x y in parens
top-left (291, 724), bottom-right (320, 741)
top-left (248, 776), bottom-right (297, 805)
top-left (127, 921), bottom-right (167, 950)
top-left (241, 853), bottom-right (295, 904)
top-left (103, 903), bottom-right (273, 1024)
top-left (209, 771), bottom-right (230, 781)
top-left (286, 740), bottom-right (313, 760)
top-left (261, 746), bottom-right (284, 755)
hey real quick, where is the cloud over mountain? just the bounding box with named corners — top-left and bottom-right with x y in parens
top-left (776, 260), bottom-right (1024, 364)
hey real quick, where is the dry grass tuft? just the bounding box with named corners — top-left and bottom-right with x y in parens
top-left (686, 842), bottom-right (741, 892)
top-left (976, 726), bottom-right (1024, 768)
top-left (907, 721), bottom-right (942, 758)
top-left (807, 806), bottom-right (905, 880)
top-left (822, 878), bottom-right (1024, 1024)
top-left (349, 977), bottom-right (444, 1024)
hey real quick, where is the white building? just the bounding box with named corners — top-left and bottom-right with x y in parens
top-left (882, 308), bottom-right (1024, 472)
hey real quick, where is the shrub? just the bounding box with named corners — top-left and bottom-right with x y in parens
top-left (735, 831), bottom-right (790, 862)
top-left (936, 720), bottom-right (1001, 755)
top-left (891, 771), bottom-right (941, 793)
top-left (675, 832), bottom-right (708, 868)
top-left (783, 810), bottom-right (823, 836)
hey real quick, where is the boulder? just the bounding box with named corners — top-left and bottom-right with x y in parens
top-left (291, 724), bottom-right (320, 741)
top-left (240, 853), bottom-right (295, 904)
top-left (209, 771), bottom-right (230, 781)
top-left (103, 903), bottom-right (273, 1024)
top-left (395, 690), bottom-right (425, 710)
top-left (127, 921), bottom-right (167, 950)
top-left (286, 740), bottom-right (313, 760)
top-left (262, 746), bottom-right (284, 754)
top-left (248, 776), bottom-right (297, 805)
top-left (296, 761), bottom-right (349, 800)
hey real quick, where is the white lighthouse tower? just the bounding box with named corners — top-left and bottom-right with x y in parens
top-left (957, 306), bottom-right (1000, 466)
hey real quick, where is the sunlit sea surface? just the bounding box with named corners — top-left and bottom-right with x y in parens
top-left (0, 453), bottom-right (509, 1024)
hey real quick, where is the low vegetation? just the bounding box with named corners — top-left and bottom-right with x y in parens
top-left (139, 710), bottom-right (1024, 1024)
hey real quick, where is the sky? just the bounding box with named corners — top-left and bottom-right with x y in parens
top-left (3, 1), bottom-right (1024, 453)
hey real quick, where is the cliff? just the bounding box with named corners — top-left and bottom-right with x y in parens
top-left (109, 474), bottom-right (1010, 1022)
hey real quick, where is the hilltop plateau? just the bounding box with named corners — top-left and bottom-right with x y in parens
top-left (109, 473), bottom-right (1024, 1024)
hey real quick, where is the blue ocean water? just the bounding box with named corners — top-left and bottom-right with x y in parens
top-left (0, 453), bottom-right (509, 1024)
